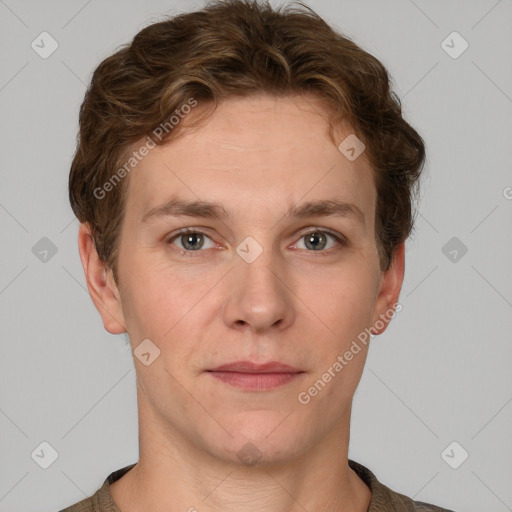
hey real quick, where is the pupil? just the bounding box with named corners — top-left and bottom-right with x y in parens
top-left (306, 232), bottom-right (325, 250)
top-left (184, 233), bottom-right (202, 250)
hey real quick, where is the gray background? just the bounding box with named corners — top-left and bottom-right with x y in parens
top-left (1, 0), bottom-right (511, 511)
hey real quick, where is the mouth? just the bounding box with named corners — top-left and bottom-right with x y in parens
top-left (206, 361), bottom-right (305, 391)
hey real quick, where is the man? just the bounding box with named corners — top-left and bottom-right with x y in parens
top-left (61, 0), bottom-right (454, 510)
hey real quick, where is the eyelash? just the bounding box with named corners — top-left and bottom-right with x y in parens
top-left (166, 227), bottom-right (347, 258)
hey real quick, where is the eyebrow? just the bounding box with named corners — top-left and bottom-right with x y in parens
top-left (141, 196), bottom-right (365, 226)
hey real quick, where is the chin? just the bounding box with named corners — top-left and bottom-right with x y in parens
top-left (202, 414), bottom-right (312, 467)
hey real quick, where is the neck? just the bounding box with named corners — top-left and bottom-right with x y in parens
top-left (111, 392), bottom-right (371, 512)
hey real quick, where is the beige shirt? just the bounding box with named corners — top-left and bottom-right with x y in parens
top-left (59, 459), bottom-right (454, 512)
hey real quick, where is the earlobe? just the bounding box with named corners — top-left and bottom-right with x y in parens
top-left (78, 223), bottom-right (127, 334)
top-left (370, 242), bottom-right (405, 336)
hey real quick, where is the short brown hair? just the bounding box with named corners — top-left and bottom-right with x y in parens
top-left (69, 0), bottom-right (425, 283)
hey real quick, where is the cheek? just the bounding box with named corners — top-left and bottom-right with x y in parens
top-left (303, 271), bottom-right (375, 401)
top-left (119, 264), bottom-right (181, 341)
top-left (120, 257), bottom-right (223, 346)
top-left (308, 267), bottom-right (377, 340)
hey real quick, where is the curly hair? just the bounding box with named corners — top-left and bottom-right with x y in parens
top-left (69, 0), bottom-right (425, 284)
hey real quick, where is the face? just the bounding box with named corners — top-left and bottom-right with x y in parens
top-left (80, 93), bottom-right (404, 466)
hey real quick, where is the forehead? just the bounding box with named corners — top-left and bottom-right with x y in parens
top-left (123, 94), bottom-right (376, 223)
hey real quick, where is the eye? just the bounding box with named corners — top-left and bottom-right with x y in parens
top-left (293, 229), bottom-right (346, 252)
top-left (166, 227), bottom-right (347, 257)
top-left (167, 229), bottom-right (216, 255)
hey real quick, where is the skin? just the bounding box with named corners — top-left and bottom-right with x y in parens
top-left (78, 93), bottom-right (405, 512)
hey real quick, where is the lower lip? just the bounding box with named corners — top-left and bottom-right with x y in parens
top-left (208, 371), bottom-right (303, 390)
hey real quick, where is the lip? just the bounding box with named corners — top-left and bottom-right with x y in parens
top-left (207, 361), bottom-right (305, 391)
top-left (208, 361), bottom-right (302, 373)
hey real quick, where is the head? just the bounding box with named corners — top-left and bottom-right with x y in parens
top-left (71, 0), bottom-right (425, 466)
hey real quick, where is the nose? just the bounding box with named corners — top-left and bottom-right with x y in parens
top-left (222, 246), bottom-right (295, 334)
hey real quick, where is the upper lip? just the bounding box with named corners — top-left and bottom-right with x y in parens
top-left (208, 361), bottom-right (303, 373)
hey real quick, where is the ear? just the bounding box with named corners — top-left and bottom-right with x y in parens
top-left (78, 222), bottom-right (126, 334)
top-left (370, 242), bottom-right (405, 335)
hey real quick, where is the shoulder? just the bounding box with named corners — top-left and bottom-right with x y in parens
top-left (58, 463), bottom-right (136, 512)
top-left (348, 460), bottom-right (455, 512)
top-left (58, 493), bottom-right (100, 512)
top-left (58, 483), bottom-right (106, 512)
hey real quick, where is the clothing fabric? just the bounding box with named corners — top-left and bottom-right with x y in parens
top-left (59, 459), bottom-right (454, 511)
